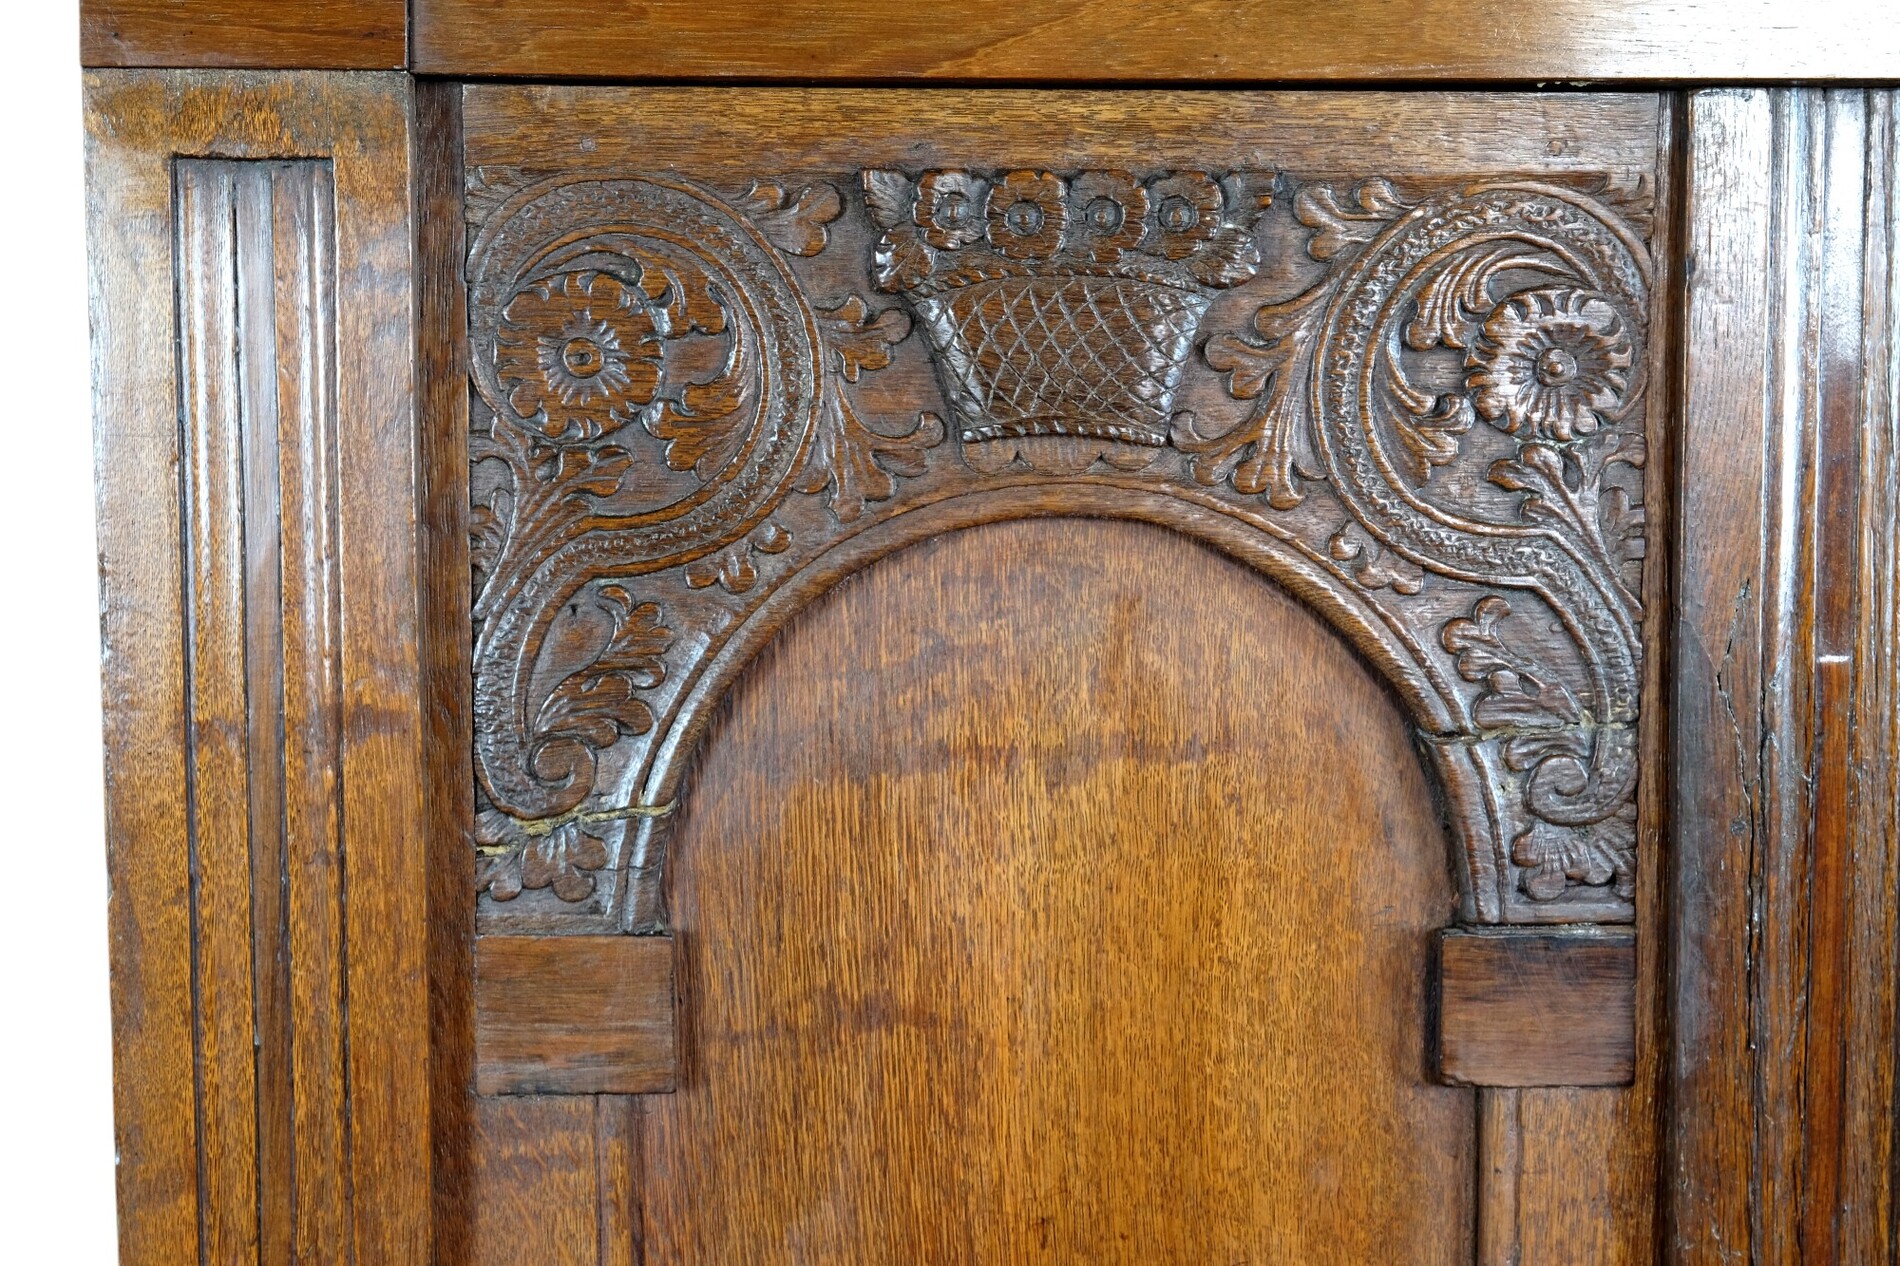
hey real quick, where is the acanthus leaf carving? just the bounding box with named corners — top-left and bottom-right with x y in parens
top-left (1176, 290), bottom-right (1327, 507)
top-left (792, 295), bottom-right (944, 523)
top-left (466, 162), bottom-right (1653, 930)
top-left (732, 180), bottom-right (845, 258)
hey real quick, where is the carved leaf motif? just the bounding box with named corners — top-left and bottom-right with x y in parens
top-left (819, 296), bottom-right (911, 382)
top-left (470, 487), bottom-right (513, 593)
top-left (1406, 241), bottom-right (1564, 351)
top-left (733, 181), bottom-right (845, 257)
top-left (796, 405), bottom-right (945, 525)
top-left (1600, 486), bottom-right (1647, 594)
top-left (1294, 179), bottom-right (1410, 260)
top-left (1384, 362), bottom-right (1477, 482)
top-left (1329, 523), bottom-right (1425, 595)
top-left (792, 297), bottom-right (942, 523)
top-left (534, 588), bottom-right (673, 756)
top-left (682, 522), bottom-right (792, 594)
top-left (862, 170), bottom-right (916, 230)
top-left (1513, 808), bottom-right (1636, 902)
top-left (1178, 295), bottom-right (1325, 508)
top-left (475, 810), bottom-right (612, 903)
top-left (1186, 224), bottom-right (1264, 288)
top-left (873, 229), bottom-right (936, 293)
top-left (530, 443), bottom-right (633, 498)
top-left (1442, 596), bottom-right (1582, 734)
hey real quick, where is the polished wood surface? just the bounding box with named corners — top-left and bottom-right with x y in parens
top-left (413, 0), bottom-right (1900, 81)
top-left (462, 86), bottom-right (1662, 938)
top-left (76, 45), bottom-right (1900, 1266)
top-left (476, 937), bottom-right (676, 1095)
top-left (85, 70), bottom-right (431, 1264)
top-left (636, 518), bottom-right (1475, 1262)
top-left (1670, 87), bottom-right (1900, 1265)
top-left (1438, 931), bottom-right (1637, 1087)
top-left (417, 76), bottom-right (480, 1266)
top-left (464, 86), bottom-right (1662, 181)
top-left (82, 0), bottom-right (407, 69)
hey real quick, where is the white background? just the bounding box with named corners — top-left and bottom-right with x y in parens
top-left (0, 2), bottom-right (118, 1258)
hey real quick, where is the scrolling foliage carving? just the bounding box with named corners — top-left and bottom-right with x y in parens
top-left (467, 164), bottom-right (1652, 933)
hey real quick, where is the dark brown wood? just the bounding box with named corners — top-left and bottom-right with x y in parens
top-left (475, 936), bottom-right (677, 1095)
top-left (78, 49), bottom-right (1900, 1266)
top-left (412, 0), bottom-right (1900, 81)
top-left (463, 87), bottom-right (1660, 937)
top-left (86, 69), bottom-right (431, 1264)
top-left (1438, 931), bottom-right (1637, 1088)
top-left (417, 76), bottom-right (478, 1266)
top-left (81, 0), bottom-right (406, 70)
top-left (1668, 87), bottom-right (1900, 1266)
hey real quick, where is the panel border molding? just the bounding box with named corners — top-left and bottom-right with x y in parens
top-left (86, 69), bottom-right (432, 1265)
top-left (1669, 85), bottom-right (1900, 1266)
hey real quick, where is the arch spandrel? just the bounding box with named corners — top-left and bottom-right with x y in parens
top-left (465, 165), bottom-right (1652, 935)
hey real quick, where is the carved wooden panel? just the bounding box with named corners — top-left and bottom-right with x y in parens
top-left (463, 91), bottom-right (1660, 939)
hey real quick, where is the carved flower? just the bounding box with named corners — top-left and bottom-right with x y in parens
top-left (1465, 287), bottom-right (1634, 442)
top-left (914, 171), bottom-right (988, 250)
top-left (986, 171), bottom-right (1069, 260)
top-left (1069, 170), bottom-right (1148, 261)
top-left (1146, 171), bottom-right (1222, 260)
top-left (496, 271), bottom-right (665, 441)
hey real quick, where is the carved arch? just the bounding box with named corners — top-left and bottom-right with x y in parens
top-left (466, 167), bottom-right (1651, 935)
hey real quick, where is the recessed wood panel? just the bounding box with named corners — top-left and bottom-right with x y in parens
top-left (639, 519), bottom-right (1474, 1262)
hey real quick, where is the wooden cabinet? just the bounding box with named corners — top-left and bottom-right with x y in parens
top-left (82, 8), bottom-right (1900, 1264)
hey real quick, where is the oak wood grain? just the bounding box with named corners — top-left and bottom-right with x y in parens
top-left (475, 937), bottom-right (677, 1095)
top-left (472, 1097), bottom-right (602, 1266)
top-left (464, 86), bottom-right (1661, 186)
top-left (414, 0), bottom-right (1900, 81)
top-left (86, 69), bottom-right (430, 1265)
top-left (1839, 90), bottom-right (1900, 1266)
top-left (1669, 86), bottom-right (1900, 1265)
top-left (461, 84), bottom-right (1664, 938)
top-left (418, 76), bottom-right (478, 1266)
top-left (1438, 932), bottom-right (1637, 1087)
top-left (82, 0), bottom-right (406, 70)
top-left (637, 518), bottom-right (1476, 1262)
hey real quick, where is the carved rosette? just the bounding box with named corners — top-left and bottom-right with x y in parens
top-left (465, 163), bottom-right (1652, 932)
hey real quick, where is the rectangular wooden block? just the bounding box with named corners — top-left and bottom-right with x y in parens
top-left (1437, 929), bottom-right (1636, 1088)
top-left (475, 934), bottom-right (677, 1095)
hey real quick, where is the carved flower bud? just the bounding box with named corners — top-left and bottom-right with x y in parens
top-left (914, 171), bottom-right (989, 250)
top-left (495, 270), bottom-right (664, 442)
top-left (1146, 171), bottom-right (1222, 260)
top-left (1466, 287), bottom-right (1635, 442)
top-left (1068, 170), bottom-right (1148, 262)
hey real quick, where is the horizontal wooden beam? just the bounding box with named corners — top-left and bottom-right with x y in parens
top-left (81, 1), bottom-right (407, 69)
top-left (1437, 929), bottom-right (1636, 1088)
top-left (475, 935), bottom-right (677, 1095)
top-left (413, 0), bottom-right (1900, 81)
top-left (81, 0), bottom-right (1900, 80)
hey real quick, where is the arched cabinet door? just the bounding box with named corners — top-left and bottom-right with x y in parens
top-left (84, 50), bottom-right (1900, 1266)
top-left (453, 89), bottom-right (1664, 1263)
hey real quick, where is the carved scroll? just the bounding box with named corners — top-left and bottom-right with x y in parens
top-left (466, 165), bottom-right (1651, 933)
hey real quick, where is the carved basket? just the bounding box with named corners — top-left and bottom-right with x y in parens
top-left (909, 267), bottom-right (1212, 446)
